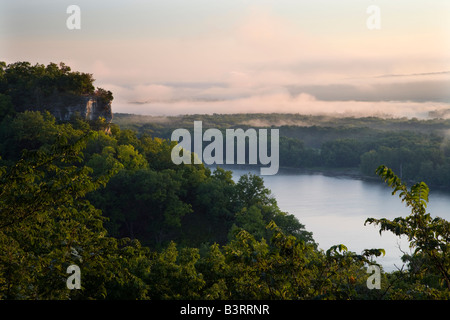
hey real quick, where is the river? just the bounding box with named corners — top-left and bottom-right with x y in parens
top-left (226, 167), bottom-right (450, 272)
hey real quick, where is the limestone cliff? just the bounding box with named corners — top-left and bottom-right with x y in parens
top-left (29, 92), bottom-right (113, 122)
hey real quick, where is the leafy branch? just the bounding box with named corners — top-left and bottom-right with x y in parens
top-left (365, 165), bottom-right (450, 290)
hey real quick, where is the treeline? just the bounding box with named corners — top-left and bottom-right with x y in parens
top-left (113, 112), bottom-right (450, 135)
top-left (279, 131), bottom-right (450, 189)
top-left (114, 113), bottom-right (450, 189)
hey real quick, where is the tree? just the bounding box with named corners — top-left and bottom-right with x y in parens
top-left (0, 61), bottom-right (97, 113)
top-left (95, 87), bottom-right (114, 105)
top-left (235, 173), bottom-right (275, 209)
top-left (89, 168), bottom-right (192, 247)
top-left (228, 205), bottom-right (267, 241)
top-left (0, 94), bottom-right (14, 122)
top-left (0, 132), bottom-right (151, 299)
top-left (365, 165), bottom-right (450, 298)
top-left (146, 242), bottom-right (205, 299)
top-left (321, 139), bottom-right (363, 167)
top-left (116, 144), bottom-right (148, 170)
top-left (0, 111), bottom-right (85, 162)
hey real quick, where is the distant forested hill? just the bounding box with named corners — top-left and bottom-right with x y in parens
top-left (113, 112), bottom-right (450, 190)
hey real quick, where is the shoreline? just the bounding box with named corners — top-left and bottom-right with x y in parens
top-left (206, 164), bottom-right (450, 194)
top-left (207, 163), bottom-right (379, 181)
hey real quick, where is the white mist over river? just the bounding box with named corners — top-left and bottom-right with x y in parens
top-left (226, 167), bottom-right (450, 272)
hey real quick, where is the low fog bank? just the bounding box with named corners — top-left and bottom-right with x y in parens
top-left (113, 98), bottom-right (450, 125)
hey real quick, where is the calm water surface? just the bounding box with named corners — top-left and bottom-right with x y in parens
top-left (228, 167), bottom-right (450, 272)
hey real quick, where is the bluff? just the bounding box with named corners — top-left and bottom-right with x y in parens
top-left (0, 61), bottom-right (114, 123)
top-left (31, 92), bottom-right (113, 122)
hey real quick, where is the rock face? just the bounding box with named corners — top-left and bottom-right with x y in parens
top-left (54, 95), bottom-right (112, 122)
top-left (30, 92), bottom-right (113, 122)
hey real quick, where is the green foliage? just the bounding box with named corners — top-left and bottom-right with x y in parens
top-left (195, 222), bottom-right (382, 300)
top-left (0, 61), bottom-right (95, 112)
top-left (365, 165), bottom-right (450, 298)
top-left (94, 87), bottom-right (114, 105)
top-left (0, 109), bottom-right (377, 300)
top-left (146, 242), bottom-right (205, 299)
top-left (229, 205), bottom-right (267, 241)
top-left (0, 94), bottom-right (14, 122)
top-left (321, 139), bottom-right (363, 167)
top-left (0, 61), bottom-right (114, 122)
top-left (0, 132), bottom-right (152, 299)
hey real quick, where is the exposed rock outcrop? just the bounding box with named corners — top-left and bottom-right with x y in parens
top-left (29, 92), bottom-right (113, 122)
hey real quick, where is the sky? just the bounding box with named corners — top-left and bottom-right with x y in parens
top-left (0, 0), bottom-right (449, 117)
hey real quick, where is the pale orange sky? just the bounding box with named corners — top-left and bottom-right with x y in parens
top-left (1, 0), bottom-right (449, 117)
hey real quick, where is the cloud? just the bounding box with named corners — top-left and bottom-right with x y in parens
top-left (373, 71), bottom-right (450, 79)
top-left (287, 79), bottom-right (450, 103)
top-left (111, 85), bottom-right (450, 120)
top-left (4, 2), bottom-right (447, 118)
